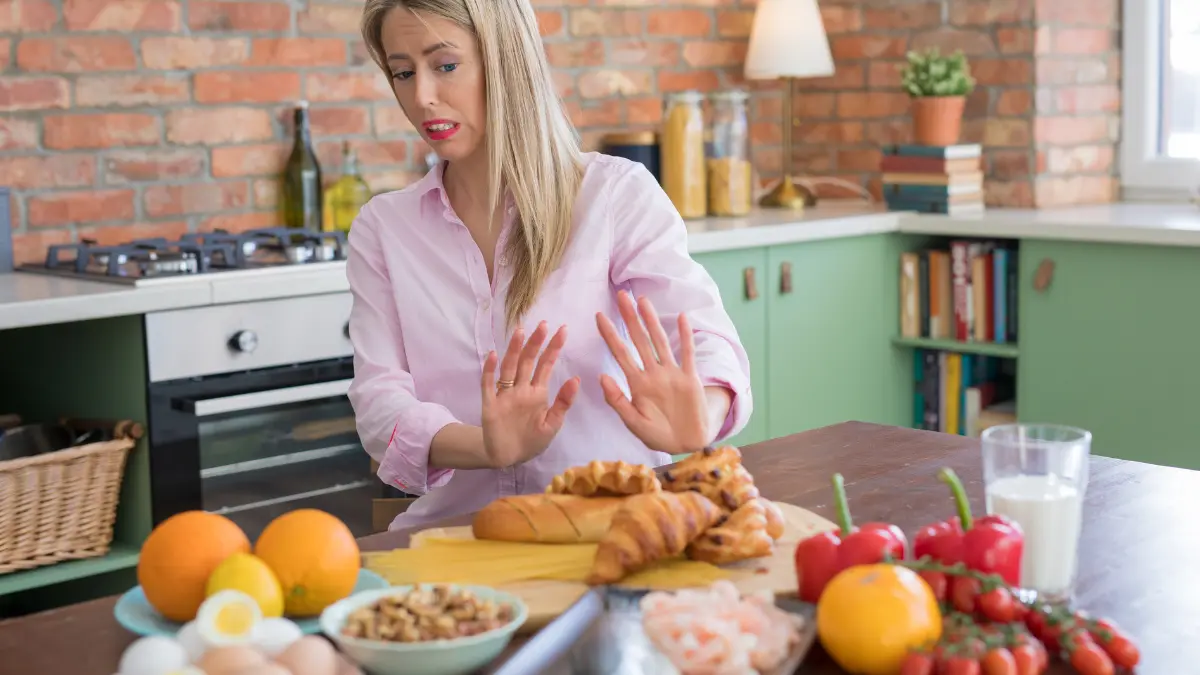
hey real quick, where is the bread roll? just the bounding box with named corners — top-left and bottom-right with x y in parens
top-left (471, 494), bottom-right (626, 544)
top-left (545, 460), bottom-right (662, 497)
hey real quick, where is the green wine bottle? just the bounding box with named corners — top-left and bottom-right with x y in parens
top-left (281, 101), bottom-right (323, 230)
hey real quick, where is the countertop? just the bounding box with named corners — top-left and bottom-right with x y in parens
top-left (0, 421), bottom-right (1189, 675)
top-left (2, 201), bottom-right (1199, 331)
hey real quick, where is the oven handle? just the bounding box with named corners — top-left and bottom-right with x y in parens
top-left (180, 379), bottom-right (354, 418)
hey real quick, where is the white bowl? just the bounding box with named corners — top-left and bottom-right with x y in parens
top-left (319, 584), bottom-right (528, 675)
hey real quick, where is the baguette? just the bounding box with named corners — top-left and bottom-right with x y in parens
top-left (471, 493), bottom-right (626, 544)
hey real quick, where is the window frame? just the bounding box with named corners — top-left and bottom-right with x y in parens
top-left (1121, 0), bottom-right (1200, 200)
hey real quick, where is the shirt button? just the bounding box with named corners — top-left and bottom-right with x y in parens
top-left (482, 300), bottom-right (491, 311)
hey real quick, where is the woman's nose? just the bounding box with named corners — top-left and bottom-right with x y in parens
top-left (414, 71), bottom-right (438, 108)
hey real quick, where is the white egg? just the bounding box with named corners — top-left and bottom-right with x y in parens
top-left (117, 635), bottom-right (189, 675)
top-left (194, 589), bottom-right (263, 648)
top-left (254, 617), bottom-right (303, 657)
top-left (175, 621), bottom-right (207, 663)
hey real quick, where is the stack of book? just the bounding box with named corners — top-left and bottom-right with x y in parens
top-left (899, 238), bottom-right (1018, 344)
top-left (914, 350), bottom-right (1016, 437)
top-left (880, 144), bottom-right (985, 216)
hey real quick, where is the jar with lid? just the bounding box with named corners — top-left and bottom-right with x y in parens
top-left (706, 90), bottom-right (752, 217)
top-left (660, 91), bottom-right (707, 219)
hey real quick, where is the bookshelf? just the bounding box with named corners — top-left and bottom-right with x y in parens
top-left (891, 336), bottom-right (1018, 360)
top-left (897, 235), bottom-right (1020, 437)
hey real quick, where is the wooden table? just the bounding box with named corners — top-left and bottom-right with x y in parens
top-left (0, 422), bottom-right (1192, 674)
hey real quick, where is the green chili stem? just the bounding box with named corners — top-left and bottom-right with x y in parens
top-left (831, 473), bottom-right (854, 536)
top-left (938, 467), bottom-right (974, 530)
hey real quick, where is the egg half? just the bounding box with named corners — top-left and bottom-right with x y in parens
top-left (195, 589), bottom-right (264, 647)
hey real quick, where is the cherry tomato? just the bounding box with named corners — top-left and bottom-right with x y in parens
top-left (939, 656), bottom-right (982, 675)
top-left (980, 647), bottom-right (1017, 675)
top-left (1024, 609), bottom-right (1048, 641)
top-left (901, 652), bottom-right (936, 675)
top-left (1009, 645), bottom-right (1040, 675)
top-left (977, 587), bottom-right (1018, 623)
top-left (1089, 618), bottom-right (1141, 669)
top-left (920, 570), bottom-right (949, 601)
top-left (1068, 642), bottom-right (1115, 675)
top-left (950, 576), bottom-right (981, 614)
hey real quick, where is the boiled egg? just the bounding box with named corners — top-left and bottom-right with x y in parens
top-left (117, 635), bottom-right (189, 675)
top-left (255, 616), bottom-right (303, 656)
top-left (195, 589), bottom-right (263, 648)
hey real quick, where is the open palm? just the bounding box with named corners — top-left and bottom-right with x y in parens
top-left (480, 321), bottom-right (580, 468)
top-left (596, 291), bottom-right (709, 455)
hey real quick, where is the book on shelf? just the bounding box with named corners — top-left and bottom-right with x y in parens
top-left (899, 238), bottom-right (1018, 344)
top-left (880, 144), bottom-right (984, 215)
top-left (914, 348), bottom-right (1016, 436)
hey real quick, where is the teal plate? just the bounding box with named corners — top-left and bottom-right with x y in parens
top-left (114, 568), bottom-right (389, 637)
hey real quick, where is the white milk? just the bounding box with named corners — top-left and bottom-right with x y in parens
top-left (985, 474), bottom-right (1084, 595)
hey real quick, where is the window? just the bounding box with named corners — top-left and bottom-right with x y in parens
top-left (1122, 0), bottom-right (1200, 198)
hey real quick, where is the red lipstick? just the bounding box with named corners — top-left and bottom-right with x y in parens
top-left (423, 119), bottom-right (460, 141)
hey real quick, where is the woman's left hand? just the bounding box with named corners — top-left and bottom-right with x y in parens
top-left (596, 291), bottom-right (709, 455)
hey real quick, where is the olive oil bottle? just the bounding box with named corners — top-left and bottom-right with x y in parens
top-left (324, 141), bottom-right (371, 233)
top-left (281, 101), bottom-right (323, 230)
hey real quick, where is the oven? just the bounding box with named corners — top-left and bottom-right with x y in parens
top-left (144, 293), bottom-right (409, 540)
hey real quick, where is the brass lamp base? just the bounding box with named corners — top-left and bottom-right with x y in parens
top-left (759, 175), bottom-right (817, 210)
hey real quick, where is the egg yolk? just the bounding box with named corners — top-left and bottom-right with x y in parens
top-left (214, 602), bottom-right (257, 637)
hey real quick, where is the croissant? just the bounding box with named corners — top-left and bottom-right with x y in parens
top-left (586, 491), bottom-right (723, 585)
top-left (661, 446), bottom-right (743, 488)
top-left (759, 497), bottom-right (786, 540)
top-left (666, 464), bottom-right (761, 511)
top-left (686, 498), bottom-right (777, 565)
top-left (545, 460), bottom-right (662, 497)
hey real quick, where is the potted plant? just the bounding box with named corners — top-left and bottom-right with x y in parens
top-left (899, 48), bottom-right (976, 147)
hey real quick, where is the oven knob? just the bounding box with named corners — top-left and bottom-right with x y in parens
top-left (229, 330), bottom-right (258, 353)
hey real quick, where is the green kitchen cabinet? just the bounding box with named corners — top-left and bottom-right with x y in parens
top-left (763, 234), bottom-right (912, 438)
top-left (693, 247), bottom-right (770, 447)
top-left (1018, 239), bottom-right (1200, 471)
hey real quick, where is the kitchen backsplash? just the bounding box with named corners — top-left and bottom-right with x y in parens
top-left (1, 0), bottom-right (1119, 263)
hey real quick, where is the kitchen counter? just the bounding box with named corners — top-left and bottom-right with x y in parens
top-left (1, 201), bottom-right (1198, 331)
top-left (0, 421), bottom-right (1190, 674)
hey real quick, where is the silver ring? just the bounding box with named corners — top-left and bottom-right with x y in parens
top-left (496, 379), bottom-right (515, 389)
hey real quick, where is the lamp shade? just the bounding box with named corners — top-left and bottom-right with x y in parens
top-left (744, 0), bottom-right (835, 80)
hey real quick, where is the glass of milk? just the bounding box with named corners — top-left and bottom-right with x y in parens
top-left (981, 423), bottom-right (1092, 606)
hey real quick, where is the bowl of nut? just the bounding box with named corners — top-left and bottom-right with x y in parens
top-left (319, 583), bottom-right (528, 675)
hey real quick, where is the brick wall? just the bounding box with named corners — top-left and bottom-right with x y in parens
top-left (0, 0), bottom-right (1121, 265)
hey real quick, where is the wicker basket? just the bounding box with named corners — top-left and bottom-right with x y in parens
top-left (0, 419), bottom-right (141, 574)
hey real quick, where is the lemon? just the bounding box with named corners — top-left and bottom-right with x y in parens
top-left (205, 553), bottom-right (285, 618)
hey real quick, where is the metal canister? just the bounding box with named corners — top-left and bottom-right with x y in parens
top-left (600, 131), bottom-right (660, 183)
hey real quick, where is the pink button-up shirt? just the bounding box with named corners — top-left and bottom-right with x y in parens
top-left (345, 151), bottom-right (752, 531)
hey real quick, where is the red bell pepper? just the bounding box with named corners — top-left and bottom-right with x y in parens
top-left (794, 473), bottom-right (907, 603)
top-left (913, 468), bottom-right (1025, 587)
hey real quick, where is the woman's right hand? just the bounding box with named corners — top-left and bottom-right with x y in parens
top-left (480, 321), bottom-right (580, 469)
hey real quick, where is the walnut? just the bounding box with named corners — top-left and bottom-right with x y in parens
top-left (339, 585), bottom-right (516, 644)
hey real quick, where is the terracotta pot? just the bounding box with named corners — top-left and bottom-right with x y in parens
top-left (910, 96), bottom-right (966, 147)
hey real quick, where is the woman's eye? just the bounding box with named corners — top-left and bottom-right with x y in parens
top-left (392, 70), bottom-right (414, 81)
top-left (437, 63), bottom-right (458, 73)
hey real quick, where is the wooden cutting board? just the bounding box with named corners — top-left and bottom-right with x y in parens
top-left (406, 502), bottom-right (837, 633)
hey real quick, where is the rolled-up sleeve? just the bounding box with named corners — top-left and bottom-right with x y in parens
top-left (606, 161), bottom-right (753, 442)
top-left (345, 201), bottom-right (459, 494)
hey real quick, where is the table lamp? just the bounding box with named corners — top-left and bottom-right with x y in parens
top-left (744, 0), bottom-right (835, 209)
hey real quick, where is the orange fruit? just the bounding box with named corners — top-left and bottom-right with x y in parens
top-left (137, 511), bottom-right (251, 622)
top-left (254, 509), bottom-right (360, 617)
top-left (816, 563), bottom-right (942, 675)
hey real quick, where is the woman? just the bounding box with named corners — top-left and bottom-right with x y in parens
top-left (350, 0), bottom-right (753, 530)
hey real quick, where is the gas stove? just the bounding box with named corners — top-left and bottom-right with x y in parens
top-left (18, 227), bottom-right (348, 286)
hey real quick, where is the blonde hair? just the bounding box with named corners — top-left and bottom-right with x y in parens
top-left (362, 0), bottom-right (584, 328)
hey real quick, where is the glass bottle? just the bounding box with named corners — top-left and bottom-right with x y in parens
top-left (281, 101), bottom-right (323, 231)
top-left (324, 142), bottom-right (372, 233)
top-left (707, 90), bottom-right (752, 217)
top-left (660, 91), bottom-right (707, 219)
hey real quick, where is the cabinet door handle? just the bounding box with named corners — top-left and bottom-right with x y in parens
top-left (743, 267), bottom-right (758, 300)
top-left (1033, 258), bottom-right (1055, 292)
top-left (780, 261), bottom-right (793, 294)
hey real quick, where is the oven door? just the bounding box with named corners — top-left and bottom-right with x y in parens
top-left (147, 358), bottom-right (403, 540)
